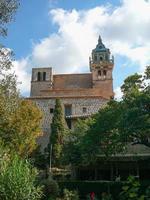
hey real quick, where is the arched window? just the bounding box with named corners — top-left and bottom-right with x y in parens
top-left (94, 55), bottom-right (97, 61)
top-left (43, 72), bottom-right (46, 81)
top-left (100, 56), bottom-right (103, 61)
top-left (103, 70), bottom-right (107, 76)
top-left (98, 70), bottom-right (101, 76)
top-left (37, 72), bottom-right (41, 81)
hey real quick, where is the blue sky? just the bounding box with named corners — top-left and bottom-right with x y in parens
top-left (1, 0), bottom-right (150, 98)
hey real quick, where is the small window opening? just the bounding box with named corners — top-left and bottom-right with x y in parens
top-left (103, 70), bottom-right (107, 76)
top-left (43, 72), bottom-right (46, 81)
top-left (98, 70), bottom-right (101, 76)
top-left (50, 108), bottom-right (54, 114)
top-left (65, 105), bottom-right (72, 116)
top-left (83, 107), bottom-right (87, 113)
top-left (94, 55), bottom-right (97, 61)
top-left (100, 56), bottom-right (103, 61)
top-left (37, 72), bottom-right (41, 81)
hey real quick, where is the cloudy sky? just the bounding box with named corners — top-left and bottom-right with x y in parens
top-left (1, 0), bottom-right (150, 98)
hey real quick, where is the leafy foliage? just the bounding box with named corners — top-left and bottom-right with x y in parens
top-left (56, 189), bottom-right (79, 200)
top-left (63, 117), bottom-right (94, 165)
top-left (0, 0), bottom-right (19, 37)
top-left (63, 66), bottom-right (150, 166)
top-left (42, 177), bottom-right (59, 199)
top-left (119, 176), bottom-right (145, 200)
top-left (0, 98), bottom-right (43, 156)
top-left (49, 99), bottom-right (68, 166)
top-left (0, 147), bottom-right (43, 200)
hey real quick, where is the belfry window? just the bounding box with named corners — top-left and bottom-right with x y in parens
top-left (100, 56), bottom-right (103, 61)
top-left (43, 72), bottom-right (46, 81)
top-left (94, 55), bottom-right (97, 61)
top-left (98, 70), bottom-right (101, 76)
top-left (37, 72), bottom-right (41, 81)
top-left (103, 70), bottom-right (107, 76)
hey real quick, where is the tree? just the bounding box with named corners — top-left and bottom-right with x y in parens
top-left (63, 67), bottom-right (150, 167)
top-left (50, 98), bottom-right (68, 166)
top-left (120, 66), bottom-right (150, 147)
top-left (63, 117), bottom-right (94, 166)
top-left (121, 73), bottom-right (142, 99)
top-left (0, 0), bottom-right (19, 37)
top-left (0, 99), bottom-right (43, 156)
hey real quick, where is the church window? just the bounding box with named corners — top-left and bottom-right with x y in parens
top-left (103, 70), bottom-right (107, 76)
top-left (65, 105), bottom-right (72, 116)
top-left (100, 56), bottom-right (103, 61)
top-left (98, 70), bottom-right (101, 76)
top-left (50, 108), bottom-right (54, 114)
top-left (83, 107), bottom-right (87, 113)
top-left (37, 72), bottom-right (41, 81)
top-left (94, 55), bottom-right (97, 61)
top-left (43, 72), bottom-right (46, 81)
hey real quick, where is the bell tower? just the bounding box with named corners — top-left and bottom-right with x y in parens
top-left (89, 36), bottom-right (114, 98)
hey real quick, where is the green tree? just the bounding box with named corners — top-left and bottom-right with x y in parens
top-left (120, 66), bottom-right (150, 147)
top-left (50, 98), bottom-right (68, 166)
top-left (121, 73), bottom-right (143, 101)
top-left (63, 67), bottom-right (150, 167)
top-left (63, 117), bottom-right (94, 166)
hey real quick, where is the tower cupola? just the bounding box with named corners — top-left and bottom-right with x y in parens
top-left (89, 35), bottom-right (114, 95)
top-left (91, 35), bottom-right (114, 64)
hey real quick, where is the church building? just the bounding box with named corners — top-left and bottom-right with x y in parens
top-left (29, 36), bottom-right (114, 149)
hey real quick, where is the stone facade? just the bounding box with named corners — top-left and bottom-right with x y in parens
top-left (29, 36), bottom-right (114, 150)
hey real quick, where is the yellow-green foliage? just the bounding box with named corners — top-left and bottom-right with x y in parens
top-left (0, 97), bottom-right (43, 156)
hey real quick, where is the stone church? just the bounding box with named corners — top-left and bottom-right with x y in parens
top-left (29, 36), bottom-right (114, 149)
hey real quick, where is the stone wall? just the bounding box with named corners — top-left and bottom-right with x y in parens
top-left (31, 97), bottom-right (107, 150)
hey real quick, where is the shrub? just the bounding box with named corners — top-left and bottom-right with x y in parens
top-left (42, 178), bottom-right (59, 199)
top-left (0, 153), bottom-right (43, 200)
top-left (63, 188), bottom-right (79, 200)
top-left (119, 176), bottom-right (145, 200)
top-left (58, 181), bottom-right (122, 199)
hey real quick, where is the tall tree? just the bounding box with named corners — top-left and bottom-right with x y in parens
top-left (50, 99), bottom-right (68, 166)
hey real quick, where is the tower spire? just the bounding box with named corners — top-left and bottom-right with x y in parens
top-left (98, 35), bottom-right (102, 44)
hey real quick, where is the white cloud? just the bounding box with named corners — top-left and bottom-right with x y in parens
top-left (114, 87), bottom-right (123, 101)
top-left (13, 0), bottom-right (150, 95)
top-left (12, 58), bottom-right (31, 95)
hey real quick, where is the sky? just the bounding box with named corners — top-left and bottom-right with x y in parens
top-left (1, 0), bottom-right (150, 99)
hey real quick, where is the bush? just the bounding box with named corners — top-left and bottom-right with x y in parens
top-left (58, 181), bottom-right (122, 199)
top-left (56, 189), bottom-right (79, 200)
top-left (63, 188), bottom-right (79, 200)
top-left (0, 153), bottom-right (43, 200)
top-left (42, 178), bottom-right (59, 199)
top-left (119, 176), bottom-right (145, 200)
top-left (58, 180), bottom-right (150, 199)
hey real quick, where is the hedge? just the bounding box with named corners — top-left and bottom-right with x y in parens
top-left (58, 180), bottom-right (150, 199)
top-left (58, 181), bottom-right (122, 199)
